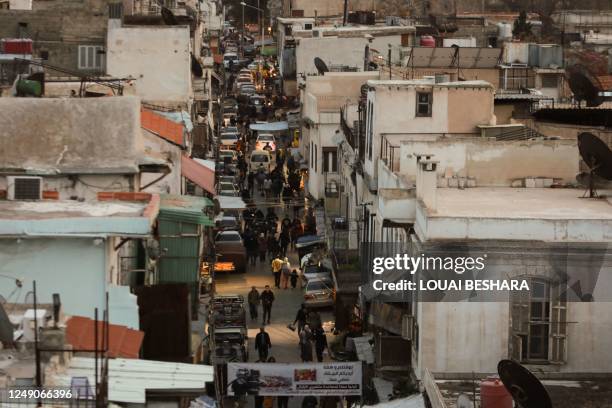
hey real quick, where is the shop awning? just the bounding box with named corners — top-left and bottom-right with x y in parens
top-left (66, 316), bottom-right (144, 358)
top-left (249, 121), bottom-right (288, 131)
top-left (159, 194), bottom-right (214, 226)
top-left (181, 155), bottom-right (215, 195)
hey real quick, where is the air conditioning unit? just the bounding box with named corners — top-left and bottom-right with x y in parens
top-left (312, 30), bottom-right (321, 38)
top-left (7, 176), bottom-right (43, 200)
top-left (401, 314), bottom-right (414, 340)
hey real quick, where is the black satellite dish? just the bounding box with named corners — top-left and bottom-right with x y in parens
top-left (314, 57), bottom-right (329, 75)
top-left (498, 360), bottom-right (553, 408)
top-left (577, 132), bottom-right (612, 197)
top-left (161, 6), bottom-right (178, 25)
top-left (191, 53), bottom-right (203, 77)
top-left (566, 65), bottom-right (604, 107)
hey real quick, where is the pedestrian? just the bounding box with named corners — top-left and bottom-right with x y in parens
top-left (271, 255), bottom-right (283, 288)
top-left (248, 171), bottom-right (255, 193)
top-left (279, 231), bottom-right (290, 257)
top-left (313, 325), bottom-right (328, 362)
top-left (290, 219), bottom-right (303, 250)
top-left (263, 176), bottom-right (272, 198)
top-left (277, 396), bottom-right (289, 408)
top-left (267, 234), bottom-right (278, 258)
top-left (290, 269), bottom-right (299, 289)
top-left (302, 396), bottom-right (318, 408)
top-left (281, 257), bottom-right (291, 289)
top-left (244, 230), bottom-right (258, 266)
top-left (255, 396), bottom-right (264, 408)
top-left (293, 304), bottom-right (308, 333)
top-left (305, 208), bottom-right (317, 235)
top-left (281, 216), bottom-right (292, 234)
top-left (247, 286), bottom-right (260, 320)
top-left (308, 310), bottom-right (321, 329)
top-left (255, 326), bottom-right (272, 361)
top-left (257, 233), bottom-right (267, 262)
top-left (299, 324), bottom-right (314, 363)
top-left (261, 285), bottom-right (275, 324)
top-left (257, 169), bottom-right (266, 193)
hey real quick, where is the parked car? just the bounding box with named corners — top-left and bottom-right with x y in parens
top-left (219, 149), bottom-right (238, 163)
top-left (215, 231), bottom-right (247, 273)
top-left (255, 133), bottom-right (276, 151)
top-left (218, 182), bottom-right (240, 197)
top-left (249, 95), bottom-right (267, 114)
top-left (303, 278), bottom-right (335, 308)
top-left (249, 150), bottom-right (272, 172)
top-left (219, 132), bottom-right (239, 148)
top-left (214, 215), bottom-right (240, 235)
top-left (207, 327), bottom-right (248, 364)
top-left (223, 52), bottom-right (239, 69)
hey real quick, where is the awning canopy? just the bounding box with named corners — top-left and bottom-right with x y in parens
top-left (159, 194), bottom-right (214, 226)
top-left (66, 316), bottom-right (144, 359)
top-left (181, 155), bottom-right (215, 195)
top-left (249, 121), bottom-right (288, 132)
top-left (215, 195), bottom-right (246, 210)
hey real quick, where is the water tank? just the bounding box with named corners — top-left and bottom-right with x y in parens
top-left (481, 377), bottom-right (513, 408)
top-left (497, 22), bottom-right (513, 41)
top-left (420, 36), bottom-right (436, 47)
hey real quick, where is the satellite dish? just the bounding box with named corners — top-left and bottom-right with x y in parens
top-left (0, 304), bottom-right (14, 344)
top-left (566, 65), bottom-right (604, 107)
top-left (456, 394), bottom-right (472, 408)
top-left (161, 7), bottom-right (178, 25)
top-left (191, 54), bottom-right (204, 77)
top-left (577, 132), bottom-right (612, 197)
top-left (498, 359), bottom-right (553, 408)
top-left (314, 57), bottom-right (329, 75)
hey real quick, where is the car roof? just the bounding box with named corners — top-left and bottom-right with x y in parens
top-left (218, 230), bottom-right (241, 236)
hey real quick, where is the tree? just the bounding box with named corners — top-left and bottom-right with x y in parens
top-left (512, 10), bottom-right (532, 40)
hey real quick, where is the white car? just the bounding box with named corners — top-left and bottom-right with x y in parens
top-left (223, 52), bottom-right (239, 69)
top-left (219, 132), bottom-right (239, 147)
top-left (303, 278), bottom-right (335, 308)
top-left (217, 182), bottom-right (240, 197)
top-left (255, 133), bottom-right (276, 151)
top-left (249, 150), bottom-right (272, 172)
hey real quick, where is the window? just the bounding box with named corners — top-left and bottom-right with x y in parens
top-left (541, 74), bottom-right (558, 88)
top-left (416, 92), bottom-right (432, 117)
top-left (511, 278), bottom-right (567, 363)
top-left (78, 45), bottom-right (105, 71)
top-left (304, 23), bottom-right (313, 30)
top-left (323, 147), bottom-right (338, 173)
top-left (314, 144), bottom-right (318, 172)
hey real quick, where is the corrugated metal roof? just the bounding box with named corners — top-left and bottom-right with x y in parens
top-left (49, 357), bottom-right (214, 404)
top-left (159, 194), bottom-right (214, 226)
top-left (65, 316), bottom-right (144, 358)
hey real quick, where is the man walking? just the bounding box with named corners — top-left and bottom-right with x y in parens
top-left (261, 285), bottom-right (275, 324)
top-left (293, 304), bottom-right (308, 334)
top-left (313, 325), bottom-right (328, 362)
top-left (247, 286), bottom-right (260, 320)
top-left (281, 257), bottom-right (291, 289)
top-left (271, 255), bottom-right (283, 289)
top-left (255, 326), bottom-right (272, 362)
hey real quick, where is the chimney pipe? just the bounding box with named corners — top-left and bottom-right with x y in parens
top-left (417, 159), bottom-right (438, 212)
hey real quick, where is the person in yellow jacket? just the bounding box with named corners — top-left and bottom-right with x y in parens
top-left (271, 255), bottom-right (284, 289)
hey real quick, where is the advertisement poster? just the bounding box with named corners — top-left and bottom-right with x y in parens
top-left (226, 362), bottom-right (362, 396)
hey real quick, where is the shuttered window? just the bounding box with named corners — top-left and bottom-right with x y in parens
top-left (78, 45), bottom-right (105, 70)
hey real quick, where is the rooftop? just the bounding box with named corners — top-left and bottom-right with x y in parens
top-left (417, 188), bottom-right (612, 243)
top-left (0, 195), bottom-right (159, 237)
top-left (434, 188), bottom-right (612, 221)
top-left (367, 79), bottom-right (493, 89)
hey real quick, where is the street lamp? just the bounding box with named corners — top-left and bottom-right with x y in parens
top-left (240, 1), bottom-right (265, 57)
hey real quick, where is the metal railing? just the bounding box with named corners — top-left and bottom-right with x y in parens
top-left (381, 137), bottom-right (401, 173)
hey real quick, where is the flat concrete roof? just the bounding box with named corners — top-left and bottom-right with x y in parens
top-left (0, 199), bottom-right (157, 237)
top-left (367, 79), bottom-right (493, 89)
top-left (434, 188), bottom-right (612, 220)
top-left (416, 188), bottom-right (612, 242)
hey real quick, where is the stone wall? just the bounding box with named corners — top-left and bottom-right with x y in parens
top-left (0, 0), bottom-right (112, 74)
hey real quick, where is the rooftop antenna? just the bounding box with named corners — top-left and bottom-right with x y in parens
top-left (314, 57), bottom-right (329, 75)
top-left (577, 132), bottom-right (612, 198)
top-left (498, 359), bottom-right (553, 408)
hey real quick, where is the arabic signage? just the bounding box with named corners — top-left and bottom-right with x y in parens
top-left (226, 362), bottom-right (362, 396)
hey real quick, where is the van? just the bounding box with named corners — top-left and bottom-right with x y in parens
top-left (249, 150), bottom-right (272, 172)
top-left (223, 52), bottom-right (239, 69)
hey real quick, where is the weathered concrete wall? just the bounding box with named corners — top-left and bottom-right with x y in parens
top-left (0, 0), bottom-right (110, 74)
top-left (141, 129), bottom-right (183, 195)
top-left (106, 24), bottom-right (192, 104)
top-left (296, 35), bottom-right (404, 77)
top-left (398, 138), bottom-right (579, 186)
top-left (0, 96), bottom-right (142, 173)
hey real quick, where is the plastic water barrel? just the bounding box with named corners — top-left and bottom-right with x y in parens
top-left (420, 35), bottom-right (436, 47)
top-left (480, 377), bottom-right (513, 408)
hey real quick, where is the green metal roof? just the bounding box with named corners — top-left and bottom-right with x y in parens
top-left (159, 194), bottom-right (214, 226)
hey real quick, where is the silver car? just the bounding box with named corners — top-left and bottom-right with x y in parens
top-left (303, 278), bottom-right (335, 308)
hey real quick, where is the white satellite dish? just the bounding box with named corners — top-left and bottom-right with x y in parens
top-left (457, 394), bottom-right (473, 408)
